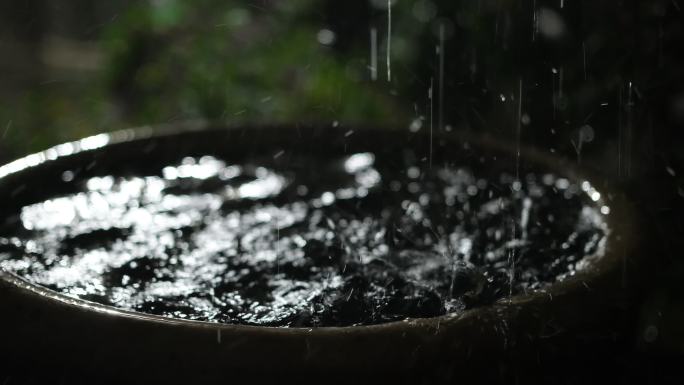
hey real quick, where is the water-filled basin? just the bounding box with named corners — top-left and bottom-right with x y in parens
top-left (0, 123), bottom-right (639, 383)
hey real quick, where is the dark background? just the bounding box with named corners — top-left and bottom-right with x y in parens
top-left (1, 0), bottom-right (683, 383)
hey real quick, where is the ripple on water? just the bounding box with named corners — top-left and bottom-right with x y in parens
top-left (0, 152), bottom-right (609, 327)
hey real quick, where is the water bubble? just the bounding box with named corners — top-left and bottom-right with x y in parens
top-left (643, 325), bottom-right (659, 343)
top-left (316, 29), bottom-right (336, 45)
top-left (521, 113), bottom-right (531, 125)
top-left (407, 182), bottom-right (420, 193)
top-left (590, 191), bottom-right (601, 202)
top-left (538, 8), bottom-right (567, 40)
top-left (297, 185), bottom-right (309, 196)
top-left (321, 191), bottom-right (336, 206)
top-left (409, 117), bottom-right (423, 132)
top-left (61, 170), bottom-right (75, 182)
top-left (555, 178), bottom-right (570, 189)
top-left (407, 166), bottom-right (420, 179)
top-left (344, 153), bottom-right (375, 173)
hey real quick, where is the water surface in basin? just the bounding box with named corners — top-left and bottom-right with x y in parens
top-left (0, 150), bottom-right (609, 326)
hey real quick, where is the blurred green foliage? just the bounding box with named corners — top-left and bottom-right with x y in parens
top-left (102, 0), bottom-right (400, 124)
top-left (0, 0), bottom-right (406, 160)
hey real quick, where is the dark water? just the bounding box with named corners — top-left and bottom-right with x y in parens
top-left (0, 151), bottom-right (608, 327)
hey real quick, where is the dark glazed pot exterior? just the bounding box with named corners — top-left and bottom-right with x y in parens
top-left (0, 123), bottom-right (640, 384)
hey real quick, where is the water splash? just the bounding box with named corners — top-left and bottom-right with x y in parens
top-left (1, 152), bottom-right (610, 327)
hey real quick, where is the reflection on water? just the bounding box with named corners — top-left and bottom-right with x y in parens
top-left (0, 152), bottom-right (609, 326)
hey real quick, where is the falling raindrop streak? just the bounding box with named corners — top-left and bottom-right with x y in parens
top-left (552, 68), bottom-right (557, 121)
top-left (626, 81), bottom-right (633, 178)
top-left (582, 41), bottom-right (587, 80)
top-left (510, 79), bottom-right (523, 298)
top-left (438, 23), bottom-right (445, 133)
top-left (532, 0), bottom-right (538, 41)
top-left (429, 77), bottom-right (434, 169)
top-left (386, 0), bottom-right (392, 82)
top-left (618, 85), bottom-right (623, 178)
top-left (276, 218), bottom-right (280, 274)
top-left (2, 120), bottom-right (11, 139)
top-left (516, 79), bottom-right (523, 182)
top-left (370, 27), bottom-right (378, 81)
top-left (559, 67), bottom-right (564, 101)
